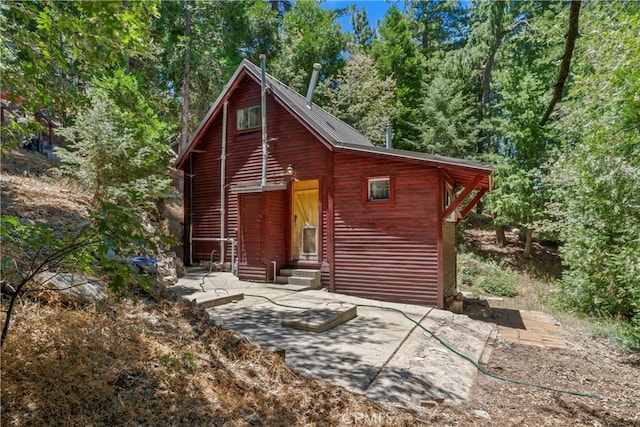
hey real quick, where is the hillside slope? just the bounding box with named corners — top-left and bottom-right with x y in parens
top-left (1, 150), bottom-right (638, 426)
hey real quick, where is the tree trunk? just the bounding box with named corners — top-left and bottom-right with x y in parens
top-left (495, 225), bottom-right (507, 247)
top-left (179, 0), bottom-right (192, 155)
top-left (479, 2), bottom-right (505, 155)
top-left (476, 3), bottom-right (504, 215)
top-left (540, 0), bottom-right (581, 126)
top-left (522, 228), bottom-right (534, 258)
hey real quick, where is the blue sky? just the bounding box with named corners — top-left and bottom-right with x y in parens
top-left (320, 1), bottom-right (398, 32)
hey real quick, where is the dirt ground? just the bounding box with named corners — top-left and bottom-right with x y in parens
top-left (2, 150), bottom-right (639, 426)
top-left (437, 322), bottom-right (640, 426)
top-left (446, 222), bottom-right (640, 426)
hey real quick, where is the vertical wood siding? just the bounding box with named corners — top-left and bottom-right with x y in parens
top-left (265, 190), bottom-right (287, 282)
top-left (184, 71), bottom-right (457, 305)
top-left (186, 74), bottom-right (330, 278)
top-left (332, 152), bottom-right (443, 306)
top-left (442, 221), bottom-right (457, 299)
top-left (238, 193), bottom-right (265, 280)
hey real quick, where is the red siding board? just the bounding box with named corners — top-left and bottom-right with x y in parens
top-left (238, 193), bottom-right (265, 280)
top-left (332, 152), bottom-right (444, 306)
top-left (183, 72), bottom-right (462, 308)
top-left (265, 190), bottom-right (287, 281)
top-left (186, 74), bottom-right (330, 275)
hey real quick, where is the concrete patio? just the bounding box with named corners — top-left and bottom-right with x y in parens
top-left (171, 269), bottom-right (496, 409)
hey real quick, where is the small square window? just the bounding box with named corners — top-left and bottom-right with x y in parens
top-left (237, 106), bottom-right (261, 131)
top-left (368, 178), bottom-right (390, 201)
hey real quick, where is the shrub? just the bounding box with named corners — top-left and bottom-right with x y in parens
top-left (477, 269), bottom-right (519, 297)
top-left (458, 253), bottom-right (519, 297)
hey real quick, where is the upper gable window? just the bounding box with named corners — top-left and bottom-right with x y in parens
top-left (237, 106), bottom-right (261, 131)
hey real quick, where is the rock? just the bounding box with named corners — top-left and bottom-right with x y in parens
top-left (35, 272), bottom-right (106, 302)
top-left (625, 353), bottom-right (640, 365)
top-left (131, 257), bottom-right (158, 274)
top-left (174, 257), bottom-right (186, 278)
top-left (244, 413), bottom-right (262, 425)
top-left (162, 275), bottom-right (178, 286)
top-left (473, 409), bottom-right (491, 420)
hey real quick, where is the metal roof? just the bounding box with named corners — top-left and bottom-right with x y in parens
top-left (241, 60), bottom-right (374, 148)
top-left (177, 59), bottom-right (492, 190)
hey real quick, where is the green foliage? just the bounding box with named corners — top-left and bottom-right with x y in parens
top-left (318, 51), bottom-right (397, 146)
top-left (270, 0), bottom-right (347, 94)
top-left (544, 1), bottom-right (640, 349)
top-left (56, 70), bottom-right (172, 204)
top-left (0, 207), bottom-right (161, 344)
top-left (371, 5), bottom-right (426, 147)
top-left (459, 254), bottom-right (518, 297)
top-left (349, 6), bottom-right (375, 51)
top-left (0, 0), bottom-right (158, 147)
top-left (489, 159), bottom-right (545, 229)
top-left (416, 73), bottom-right (478, 157)
top-left (408, 0), bottom-right (470, 62)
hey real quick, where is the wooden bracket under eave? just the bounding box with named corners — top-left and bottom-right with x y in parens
top-left (456, 188), bottom-right (487, 225)
top-left (442, 175), bottom-right (484, 222)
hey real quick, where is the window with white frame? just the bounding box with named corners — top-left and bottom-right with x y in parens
top-left (236, 106), bottom-right (261, 131)
top-left (368, 177), bottom-right (390, 201)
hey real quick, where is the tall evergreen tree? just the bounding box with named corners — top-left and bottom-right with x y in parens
top-left (545, 1), bottom-right (640, 348)
top-left (371, 5), bottom-right (426, 148)
top-left (319, 51), bottom-right (397, 146)
top-left (349, 6), bottom-right (376, 52)
top-left (407, 0), bottom-right (470, 67)
top-left (270, 0), bottom-right (347, 94)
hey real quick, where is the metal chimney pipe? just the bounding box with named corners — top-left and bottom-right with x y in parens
top-left (385, 123), bottom-right (393, 149)
top-left (305, 63), bottom-right (322, 109)
top-left (260, 54), bottom-right (268, 187)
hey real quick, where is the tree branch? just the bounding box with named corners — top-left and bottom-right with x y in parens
top-left (540, 1), bottom-right (581, 126)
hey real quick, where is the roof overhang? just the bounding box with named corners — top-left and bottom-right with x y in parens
top-left (334, 142), bottom-right (492, 191)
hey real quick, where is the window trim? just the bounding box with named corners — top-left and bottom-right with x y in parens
top-left (364, 176), bottom-right (394, 205)
top-left (236, 105), bottom-right (261, 132)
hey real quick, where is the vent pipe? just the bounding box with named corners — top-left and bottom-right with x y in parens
top-left (385, 123), bottom-right (393, 149)
top-left (305, 63), bottom-right (322, 108)
top-left (260, 54), bottom-right (268, 187)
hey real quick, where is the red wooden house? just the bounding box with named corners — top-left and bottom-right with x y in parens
top-left (176, 59), bottom-right (492, 308)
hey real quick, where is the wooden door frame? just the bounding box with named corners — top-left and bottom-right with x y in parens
top-left (288, 178), bottom-right (323, 267)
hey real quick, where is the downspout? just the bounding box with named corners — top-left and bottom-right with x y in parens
top-left (189, 155), bottom-right (194, 265)
top-left (260, 54), bottom-right (268, 187)
top-left (221, 100), bottom-right (228, 268)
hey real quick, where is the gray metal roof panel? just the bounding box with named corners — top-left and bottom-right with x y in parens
top-left (178, 60), bottom-right (493, 183)
top-left (241, 60), bottom-right (374, 148)
top-left (335, 142), bottom-right (492, 172)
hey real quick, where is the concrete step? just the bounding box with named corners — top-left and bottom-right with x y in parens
top-left (281, 305), bottom-right (357, 333)
top-left (279, 268), bottom-right (294, 277)
top-left (275, 275), bottom-right (290, 284)
top-left (290, 269), bottom-right (321, 279)
top-left (187, 291), bottom-right (244, 308)
top-left (288, 276), bottom-right (321, 289)
top-left (278, 268), bottom-right (322, 289)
